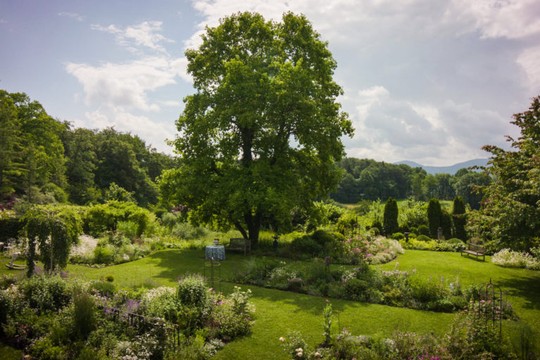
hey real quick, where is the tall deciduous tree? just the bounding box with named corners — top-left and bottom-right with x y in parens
top-left (479, 95), bottom-right (540, 250)
top-left (165, 12), bottom-right (353, 244)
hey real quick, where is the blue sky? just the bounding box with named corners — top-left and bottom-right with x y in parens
top-left (1, 0), bottom-right (539, 165)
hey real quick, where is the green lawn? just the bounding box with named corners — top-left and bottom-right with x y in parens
top-left (2, 249), bottom-right (539, 359)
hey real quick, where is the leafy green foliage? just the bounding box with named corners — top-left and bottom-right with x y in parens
top-left (0, 90), bottom-right (174, 209)
top-left (383, 198), bottom-right (398, 235)
top-left (452, 196), bottom-right (467, 240)
top-left (164, 12), bottom-right (353, 244)
top-left (84, 201), bottom-right (156, 237)
top-left (427, 198), bottom-right (442, 238)
top-left (478, 95), bottom-right (540, 251)
top-left (24, 204), bottom-right (83, 275)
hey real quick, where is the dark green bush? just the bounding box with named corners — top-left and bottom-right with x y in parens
top-left (417, 224), bottom-right (430, 236)
top-left (409, 277), bottom-right (448, 305)
top-left (391, 232), bottom-right (405, 240)
top-left (21, 276), bottom-right (71, 314)
top-left (383, 198), bottom-right (399, 235)
top-left (234, 258), bottom-right (281, 286)
top-left (73, 291), bottom-right (96, 340)
top-left (90, 280), bottom-right (116, 298)
top-left (290, 235), bottom-right (323, 258)
top-left (343, 278), bottom-right (369, 301)
top-left (0, 216), bottom-right (22, 242)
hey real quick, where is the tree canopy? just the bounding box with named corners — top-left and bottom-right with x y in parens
top-left (163, 12), bottom-right (353, 244)
top-left (0, 90), bottom-right (174, 209)
top-left (478, 95), bottom-right (540, 250)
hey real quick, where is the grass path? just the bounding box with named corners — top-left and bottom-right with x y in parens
top-left (2, 249), bottom-right (539, 358)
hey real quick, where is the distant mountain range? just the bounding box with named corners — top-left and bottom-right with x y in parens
top-left (396, 158), bottom-right (489, 175)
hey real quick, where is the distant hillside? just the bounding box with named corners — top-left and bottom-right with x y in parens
top-left (396, 159), bottom-right (489, 174)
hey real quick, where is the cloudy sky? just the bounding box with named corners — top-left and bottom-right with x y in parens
top-left (1, 0), bottom-right (539, 165)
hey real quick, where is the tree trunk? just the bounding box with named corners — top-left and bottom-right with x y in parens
top-left (244, 210), bottom-right (261, 247)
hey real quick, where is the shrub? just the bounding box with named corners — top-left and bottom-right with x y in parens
top-left (116, 220), bottom-right (140, 240)
top-left (73, 291), bottom-right (96, 340)
top-left (140, 286), bottom-right (179, 322)
top-left (85, 201), bottom-right (156, 237)
top-left (171, 222), bottom-right (208, 240)
top-left (492, 248), bottom-right (540, 270)
top-left (210, 287), bottom-right (254, 341)
top-left (447, 302), bottom-right (515, 358)
top-left (93, 244), bottom-right (116, 264)
top-left (90, 280), bottom-right (116, 298)
top-left (383, 198), bottom-right (399, 236)
top-left (234, 258), bottom-right (281, 286)
top-left (416, 234), bottom-right (431, 242)
top-left (390, 232), bottom-right (404, 240)
top-left (417, 224), bottom-right (430, 236)
top-left (436, 238), bottom-right (466, 252)
top-left (20, 276), bottom-right (71, 314)
top-left (400, 238), bottom-right (437, 251)
top-left (177, 274), bottom-right (209, 308)
top-left (366, 238), bottom-right (403, 265)
top-left (427, 199), bottom-right (442, 238)
top-left (409, 277), bottom-right (448, 306)
top-left (290, 235), bottom-right (323, 258)
top-left (267, 266), bottom-right (298, 290)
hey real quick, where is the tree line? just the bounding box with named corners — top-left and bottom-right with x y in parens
top-left (0, 90), bottom-right (175, 209)
top-left (331, 157), bottom-right (491, 209)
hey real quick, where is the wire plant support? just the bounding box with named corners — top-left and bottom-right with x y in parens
top-left (485, 278), bottom-right (503, 339)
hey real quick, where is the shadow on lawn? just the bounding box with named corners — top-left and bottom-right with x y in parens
top-left (496, 274), bottom-right (540, 311)
top-left (146, 249), bottom-right (368, 316)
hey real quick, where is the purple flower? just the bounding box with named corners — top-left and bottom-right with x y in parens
top-left (125, 299), bottom-right (140, 313)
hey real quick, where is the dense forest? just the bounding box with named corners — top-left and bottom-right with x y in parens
top-left (0, 90), bottom-right (175, 210)
top-left (331, 158), bottom-right (491, 209)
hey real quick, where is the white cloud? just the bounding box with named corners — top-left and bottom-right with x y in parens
top-left (449, 0), bottom-right (540, 40)
top-left (81, 107), bottom-right (175, 153)
top-left (66, 56), bottom-right (189, 111)
top-left (92, 21), bottom-right (174, 54)
top-left (344, 87), bottom-right (511, 165)
top-left (516, 46), bottom-right (540, 91)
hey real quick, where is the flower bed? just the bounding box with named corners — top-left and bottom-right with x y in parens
top-left (0, 274), bottom-right (255, 359)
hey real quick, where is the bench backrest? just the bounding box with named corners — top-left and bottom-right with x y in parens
top-left (469, 243), bottom-right (485, 254)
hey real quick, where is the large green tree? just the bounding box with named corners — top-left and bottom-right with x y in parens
top-left (479, 95), bottom-right (540, 250)
top-left (164, 12), bottom-right (353, 244)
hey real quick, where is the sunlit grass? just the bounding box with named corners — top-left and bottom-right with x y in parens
top-left (2, 247), bottom-right (539, 358)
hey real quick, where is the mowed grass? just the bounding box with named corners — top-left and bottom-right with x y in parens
top-left (2, 248), bottom-right (540, 358)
